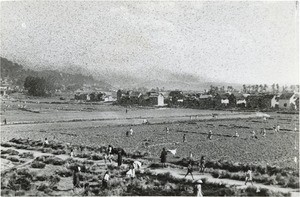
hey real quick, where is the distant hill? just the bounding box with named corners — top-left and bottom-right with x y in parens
top-left (0, 57), bottom-right (113, 91)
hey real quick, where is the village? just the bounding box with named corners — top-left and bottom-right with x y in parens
top-left (70, 85), bottom-right (300, 112)
top-left (1, 76), bottom-right (299, 112)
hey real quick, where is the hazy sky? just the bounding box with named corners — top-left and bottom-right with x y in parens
top-left (1, 1), bottom-right (299, 85)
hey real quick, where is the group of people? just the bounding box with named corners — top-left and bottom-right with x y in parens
top-left (70, 143), bottom-right (142, 195)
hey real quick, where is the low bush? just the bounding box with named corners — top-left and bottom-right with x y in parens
top-left (19, 152), bottom-right (34, 159)
top-left (287, 176), bottom-right (300, 188)
top-left (55, 169), bottom-right (72, 177)
top-left (90, 154), bottom-right (104, 160)
top-left (44, 157), bottom-right (65, 165)
top-left (6, 156), bottom-right (20, 162)
top-left (1, 143), bottom-right (13, 147)
top-left (31, 161), bottom-right (46, 169)
top-left (35, 175), bottom-right (47, 181)
top-left (1, 149), bottom-right (19, 155)
top-left (52, 149), bottom-right (66, 155)
top-left (37, 183), bottom-right (49, 191)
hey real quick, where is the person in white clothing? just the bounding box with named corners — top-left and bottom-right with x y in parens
top-left (102, 171), bottom-right (110, 189)
top-left (130, 128), bottom-right (133, 136)
top-left (245, 169), bottom-right (253, 185)
top-left (133, 161), bottom-right (142, 169)
top-left (194, 180), bottom-right (203, 197)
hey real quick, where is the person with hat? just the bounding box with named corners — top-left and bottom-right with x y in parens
top-left (194, 179), bottom-right (203, 197)
top-left (160, 147), bottom-right (168, 168)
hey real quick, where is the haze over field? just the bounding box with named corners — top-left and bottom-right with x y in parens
top-left (1, 1), bottom-right (299, 90)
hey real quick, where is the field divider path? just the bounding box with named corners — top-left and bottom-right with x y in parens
top-left (147, 167), bottom-right (300, 195)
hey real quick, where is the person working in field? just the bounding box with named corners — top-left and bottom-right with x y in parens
top-left (262, 129), bottom-right (266, 137)
top-left (102, 171), bottom-right (110, 189)
top-left (130, 127), bottom-right (133, 136)
top-left (207, 130), bottom-right (212, 140)
top-left (189, 151), bottom-right (193, 161)
top-left (184, 161), bottom-right (194, 180)
top-left (126, 162), bottom-right (136, 179)
top-left (133, 160), bottom-right (142, 169)
top-left (70, 149), bottom-right (74, 158)
top-left (72, 166), bottom-right (81, 190)
top-left (117, 150), bottom-right (123, 167)
top-left (251, 130), bottom-right (258, 139)
top-left (194, 180), bottom-right (203, 197)
top-left (245, 168), bottom-right (254, 185)
top-left (166, 127), bottom-right (170, 134)
top-left (234, 131), bottom-right (239, 137)
top-left (183, 134), bottom-right (187, 142)
top-left (199, 156), bottom-right (206, 173)
top-left (82, 183), bottom-right (90, 196)
top-left (43, 138), bottom-right (49, 147)
top-left (160, 147), bottom-right (168, 168)
top-left (273, 126), bottom-right (277, 133)
top-left (105, 145), bottom-right (113, 163)
top-left (277, 125), bottom-right (280, 132)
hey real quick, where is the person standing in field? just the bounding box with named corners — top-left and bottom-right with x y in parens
top-left (207, 130), bottom-right (212, 140)
top-left (43, 138), bottom-right (49, 147)
top-left (194, 180), bottom-right (203, 197)
top-left (183, 134), bottom-right (187, 142)
top-left (199, 156), bottom-right (206, 173)
top-left (102, 171), bottom-right (110, 189)
top-left (82, 182), bottom-right (90, 196)
top-left (117, 150), bottom-right (122, 167)
top-left (251, 130), bottom-right (257, 139)
top-left (245, 168), bottom-right (254, 185)
top-left (184, 161), bottom-right (194, 180)
top-left (70, 149), bottom-right (74, 158)
top-left (166, 127), bottom-right (169, 134)
top-left (262, 129), bottom-right (266, 137)
top-left (133, 160), bottom-right (142, 170)
top-left (277, 125), bottom-right (280, 132)
top-left (160, 147), bottom-right (168, 168)
top-left (189, 151), bottom-right (193, 161)
top-left (234, 131), bottom-right (239, 137)
top-left (273, 126), bottom-right (277, 133)
top-left (130, 127), bottom-right (133, 136)
top-left (72, 166), bottom-right (80, 190)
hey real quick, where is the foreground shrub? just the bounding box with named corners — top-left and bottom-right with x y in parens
top-left (1, 149), bottom-right (19, 155)
top-left (55, 169), bottom-right (72, 177)
top-left (19, 152), bottom-right (34, 159)
top-left (6, 156), bottom-right (20, 162)
top-left (287, 176), bottom-right (300, 188)
top-left (44, 157), bottom-right (65, 165)
top-left (31, 161), bottom-right (46, 169)
top-left (37, 183), bottom-right (49, 191)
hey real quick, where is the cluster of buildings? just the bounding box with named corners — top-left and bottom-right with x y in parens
top-left (74, 88), bottom-right (116, 102)
top-left (0, 77), bottom-right (23, 97)
top-left (116, 89), bottom-right (299, 110)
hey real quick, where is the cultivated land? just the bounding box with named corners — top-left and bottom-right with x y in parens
top-left (1, 98), bottom-right (299, 196)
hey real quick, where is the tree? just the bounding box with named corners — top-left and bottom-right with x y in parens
top-left (24, 76), bottom-right (49, 96)
top-left (263, 84), bottom-right (268, 92)
top-left (242, 84), bottom-right (246, 93)
top-left (271, 83), bottom-right (275, 93)
top-left (276, 84), bottom-right (280, 93)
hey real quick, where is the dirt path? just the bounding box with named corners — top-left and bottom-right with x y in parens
top-left (148, 167), bottom-right (299, 195)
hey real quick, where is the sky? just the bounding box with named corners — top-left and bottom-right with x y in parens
top-left (0, 1), bottom-right (299, 85)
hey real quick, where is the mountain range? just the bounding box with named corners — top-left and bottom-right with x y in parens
top-left (0, 57), bottom-right (242, 92)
